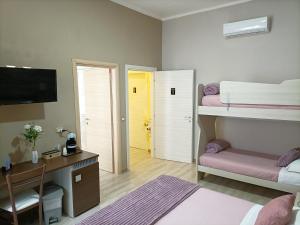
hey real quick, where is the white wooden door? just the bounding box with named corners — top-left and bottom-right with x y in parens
top-left (154, 70), bottom-right (194, 163)
top-left (78, 67), bottom-right (113, 172)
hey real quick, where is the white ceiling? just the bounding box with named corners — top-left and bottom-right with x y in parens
top-left (110, 0), bottom-right (253, 21)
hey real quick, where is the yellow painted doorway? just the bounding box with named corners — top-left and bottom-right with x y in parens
top-left (128, 71), bottom-right (152, 154)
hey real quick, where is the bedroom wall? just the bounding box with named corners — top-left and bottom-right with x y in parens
top-left (162, 0), bottom-right (300, 155)
top-left (0, 0), bottom-right (162, 168)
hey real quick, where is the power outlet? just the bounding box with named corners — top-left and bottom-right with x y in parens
top-left (56, 127), bottom-right (64, 133)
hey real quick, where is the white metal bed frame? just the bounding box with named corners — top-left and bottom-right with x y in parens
top-left (196, 80), bottom-right (300, 194)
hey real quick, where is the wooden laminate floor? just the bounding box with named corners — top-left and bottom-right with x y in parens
top-left (31, 148), bottom-right (284, 225)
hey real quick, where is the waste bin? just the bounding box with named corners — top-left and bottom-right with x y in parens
top-left (42, 184), bottom-right (64, 225)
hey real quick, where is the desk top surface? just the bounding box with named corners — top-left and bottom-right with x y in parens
top-left (0, 151), bottom-right (98, 188)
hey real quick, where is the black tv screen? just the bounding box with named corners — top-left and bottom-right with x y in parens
top-left (0, 67), bottom-right (57, 105)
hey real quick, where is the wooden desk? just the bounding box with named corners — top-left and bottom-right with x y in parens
top-left (0, 151), bottom-right (100, 217)
top-left (0, 151), bottom-right (98, 188)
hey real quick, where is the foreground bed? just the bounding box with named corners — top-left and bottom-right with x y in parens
top-left (78, 176), bottom-right (300, 225)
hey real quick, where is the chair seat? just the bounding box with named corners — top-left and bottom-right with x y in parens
top-left (0, 189), bottom-right (39, 212)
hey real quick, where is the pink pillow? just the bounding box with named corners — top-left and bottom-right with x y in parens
top-left (277, 148), bottom-right (300, 167)
top-left (255, 194), bottom-right (295, 225)
top-left (206, 139), bottom-right (230, 153)
top-left (203, 83), bottom-right (220, 96)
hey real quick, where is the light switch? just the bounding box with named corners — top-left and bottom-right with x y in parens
top-left (75, 174), bottom-right (82, 183)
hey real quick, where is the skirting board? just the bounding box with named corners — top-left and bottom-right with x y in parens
top-left (197, 165), bottom-right (300, 193)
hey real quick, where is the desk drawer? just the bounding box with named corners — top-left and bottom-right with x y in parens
top-left (72, 162), bottom-right (100, 216)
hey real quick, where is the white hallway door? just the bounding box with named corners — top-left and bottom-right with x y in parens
top-left (78, 67), bottom-right (114, 172)
top-left (154, 70), bottom-right (194, 163)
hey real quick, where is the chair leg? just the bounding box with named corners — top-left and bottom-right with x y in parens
top-left (39, 203), bottom-right (43, 225)
top-left (12, 212), bottom-right (18, 225)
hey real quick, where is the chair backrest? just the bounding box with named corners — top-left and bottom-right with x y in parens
top-left (5, 164), bottom-right (46, 224)
top-left (6, 165), bottom-right (46, 189)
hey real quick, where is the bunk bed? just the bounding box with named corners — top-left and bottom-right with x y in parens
top-left (197, 79), bottom-right (300, 193)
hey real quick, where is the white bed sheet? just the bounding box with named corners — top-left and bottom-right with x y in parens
top-left (278, 167), bottom-right (300, 186)
top-left (290, 208), bottom-right (300, 225)
top-left (240, 204), bottom-right (263, 225)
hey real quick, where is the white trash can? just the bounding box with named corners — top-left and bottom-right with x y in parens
top-left (43, 184), bottom-right (64, 225)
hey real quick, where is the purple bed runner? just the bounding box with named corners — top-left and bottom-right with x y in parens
top-left (77, 175), bottom-right (200, 225)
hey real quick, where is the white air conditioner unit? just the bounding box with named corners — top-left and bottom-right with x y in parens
top-left (223, 17), bottom-right (270, 38)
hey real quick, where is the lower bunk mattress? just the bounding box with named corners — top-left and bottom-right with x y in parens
top-left (199, 148), bottom-right (300, 186)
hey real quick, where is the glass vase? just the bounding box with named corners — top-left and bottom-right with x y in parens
top-left (32, 150), bottom-right (38, 164)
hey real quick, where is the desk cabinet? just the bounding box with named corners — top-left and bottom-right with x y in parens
top-left (52, 159), bottom-right (100, 217)
top-left (72, 162), bottom-right (100, 216)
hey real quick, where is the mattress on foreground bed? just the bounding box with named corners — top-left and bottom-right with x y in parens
top-left (157, 189), bottom-right (300, 225)
top-left (155, 188), bottom-right (254, 225)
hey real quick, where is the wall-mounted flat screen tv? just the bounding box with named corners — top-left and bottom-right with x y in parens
top-left (0, 67), bottom-right (57, 105)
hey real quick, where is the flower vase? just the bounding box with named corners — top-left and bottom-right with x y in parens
top-left (32, 150), bottom-right (38, 164)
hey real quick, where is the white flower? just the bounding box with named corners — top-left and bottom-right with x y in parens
top-left (34, 125), bottom-right (42, 133)
top-left (24, 124), bottom-right (31, 130)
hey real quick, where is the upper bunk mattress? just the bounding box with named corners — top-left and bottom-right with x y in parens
top-left (202, 95), bottom-right (300, 110)
top-left (199, 148), bottom-right (281, 182)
